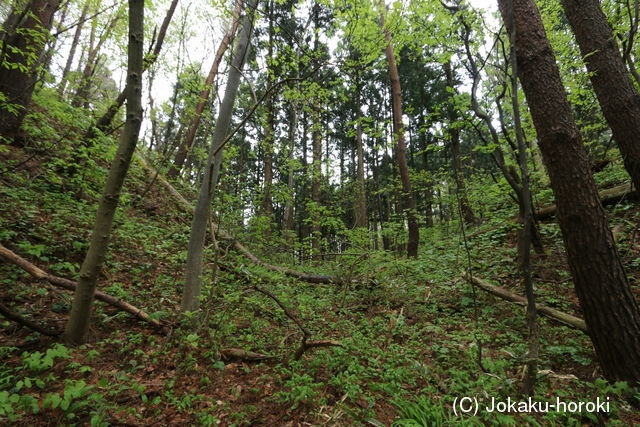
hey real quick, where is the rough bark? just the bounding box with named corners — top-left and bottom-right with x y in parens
top-left (0, 0), bottom-right (59, 142)
top-left (381, 12), bottom-right (419, 258)
top-left (167, 0), bottom-right (243, 180)
top-left (64, 0), bottom-right (145, 345)
top-left (506, 1), bottom-right (538, 394)
top-left (560, 0), bottom-right (640, 190)
top-left (499, 0), bottom-right (640, 384)
top-left (534, 182), bottom-right (635, 220)
top-left (181, 0), bottom-right (256, 312)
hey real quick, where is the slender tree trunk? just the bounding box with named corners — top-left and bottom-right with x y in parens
top-left (39, 0), bottom-right (67, 77)
top-left (561, 0), bottom-right (640, 190)
top-left (444, 62), bottom-right (475, 224)
top-left (381, 11), bottom-right (419, 258)
top-left (283, 92), bottom-right (298, 247)
top-left (181, 0), bottom-right (256, 312)
top-left (499, 0), bottom-right (640, 384)
top-left (58, 1), bottom-right (90, 96)
top-left (0, 0), bottom-right (59, 142)
top-left (260, 0), bottom-right (274, 219)
top-left (354, 73), bottom-right (367, 228)
top-left (89, 0), bottom-right (179, 137)
top-left (311, 107), bottom-right (322, 254)
top-left (505, 0), bottom-right (538, 395)
top-left (64, 0), bottom-right (144, 345)
top-left (72, 10), bottom-right (121, 108)
top-left (167, 0), bottom-right (243, 180)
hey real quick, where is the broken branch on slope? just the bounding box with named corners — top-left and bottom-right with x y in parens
top-left (535, 182), bottom-right (635, 220)
top-left (136, 155), bottom-right (339, 285)
top-left (0, 244), bottom-right (170, 334)
top-left (461, 272), bottom-right (587, 332)
top-left (0, 302), bottom-right (62, 336)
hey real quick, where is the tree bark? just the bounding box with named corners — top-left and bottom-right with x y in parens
top-left (0, 0), bottom-right (59, 142)
top-left (181, 0), bottom-right (256, 312)
top-left (560, 0), bottom-right (640, 191)
top-left (381, 11), bottom-right (419, 258)
top-left (499, 0), bottom-right (640, 384)
top-left (166, 0), bottom-right (243, 180)
top-left (64, 0), bottom-right (145, 345)
top-left (506, 0), bottom-right (538, 394)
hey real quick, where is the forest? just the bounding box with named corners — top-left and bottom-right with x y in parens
top-left (0, 0), bottom-right (640, 424)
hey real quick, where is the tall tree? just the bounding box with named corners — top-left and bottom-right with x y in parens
top-left (443, 61), bottom-right (476, 224)
top-left (560, 0), bottom-right (640, 191)
top-left (381, 7), bottom-right (419, 258)
top-left (353, 67), bottom-right (368, 228)
top-left (499, 0), bottom-right (640, 383)
top-left (58, 1), bottom-right (90, 96)
top-left (167, 0), bottom-right (243, 180)
top-left (0, 0), bottom-right (59, 142)
top-left (64, 0), bottom-right (145, 344)
top-left (181, 0), bottom-right (256, 312)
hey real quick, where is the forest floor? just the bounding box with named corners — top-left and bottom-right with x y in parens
top-left (2, 137), bottom-right (640, 425)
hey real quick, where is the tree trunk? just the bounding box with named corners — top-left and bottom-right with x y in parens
top-left (381, 12), bottom-right (419, 258)
top-left (499, 0), bottom-right (640, 384)
top-left (89, 0), bottom-right (179, 137)
top-left (354, 73), bottom-right (368, 228)
top-left (58, 1), bottom-right (89, 96)
top-left (72, 9), bottom-right (120, 108)
top-left (311, 107), bottom-right (322, 254)
top-left (64, 0), bottom-right (145, 345)
top-left (0, 0), bottom-right (59, 142)
top-left (506, 1), bottom-right (538, 394)
top-left (561, 0), bottom-right (640, 191)
top-left (260, 0), bottom-right (274, 220)
top-left (181, 0), bottom-right (256, 312)
top-left (444, 62), bottom-right (476, 224)
top-left (283, 91), bottom-right (298, 247)
top-left (167, 0), bottom-right (242, 180)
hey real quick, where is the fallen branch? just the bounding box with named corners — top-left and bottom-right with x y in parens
top-left (251, 281), bottom-right (342, 361)
top-left (136, 155), bottom-right (339, 284)
top-left (535, 182), bottom-right (635, 220)
top-left (220, 347), bottom-right (273, 362)
top-left (0, 244), bottom-right (170, 334)
top-left (0, 302), bottom-right (62, 336)
top-left (461, 272), bottom-right (587, 333)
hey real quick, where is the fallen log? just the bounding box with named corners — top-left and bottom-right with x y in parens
top-left (461, 272), bottom-right (587, 333)
top-left (0, 244), bottom-right (170, 334)
top-left (535, 182), bottom-right (635, 220)
top-left (136, 155), bottom-right (339, 284)
top-left (0, 302), bottom-right (62, 336)
top-left (220, 348), bottom-right (273, 362)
